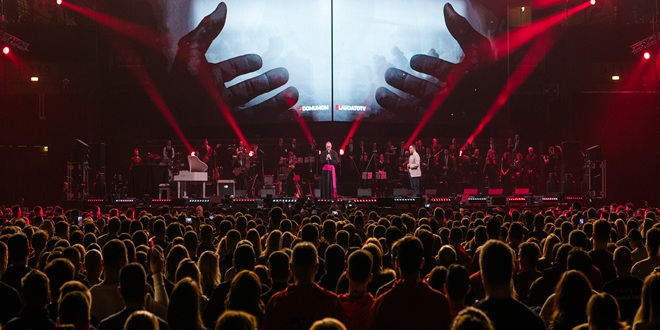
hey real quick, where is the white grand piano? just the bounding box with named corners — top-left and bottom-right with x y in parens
top-left (173, 155), bottom-right (208, 198)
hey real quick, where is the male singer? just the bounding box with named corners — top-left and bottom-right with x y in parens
top-left (407, 144), bottom-right (421, 197)
top-left (319, 141), bottom-right (339, 198)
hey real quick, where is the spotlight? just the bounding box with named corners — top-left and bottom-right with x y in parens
top-left (590, 0), bottom-right (596, 5)
top-left (2, 47), bottom-right (9, 55)
top-left (248, 150), bottom-right (254, 157)
top-left (339, 149), bottom-right (345, 156)
top-left (31, 76), bottom-right (39, 82)
top-left (644, 52), bottom-right (651, 60)
top-left (611, 75), bottom-right (620, 81)
top-left (56, 0), bottom-right (62, 4)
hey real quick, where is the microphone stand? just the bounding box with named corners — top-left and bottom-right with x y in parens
top-left (362, 151), bottom-right (378, 189)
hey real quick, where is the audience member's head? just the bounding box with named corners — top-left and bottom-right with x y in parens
top-left (395, 235), bottom-right (425, 278)
top-left (267, 251), bottom-right (290, 283)
top-left (225, 270), bottom-right (264, 321)
top-left (586, 292), bottom-right (627, 330)
top-left (124, 310), bottom-right (160, 330)
top-left (291, 242), bottom-right (319, 283)
top-left (635, 272), bottom-right (660, 328)
top-left (167, 277), bottom-right (204, 330)
top-left (346, 249), bottom-right (372, 284)
top-left (309, 318), bottom-right (347, 330)
top-left (57, 291), bottom-right (91, 330)
top-left (450, 307), bottom-right (495, 330)
top-left (479, 240), bottom-right (515, 295)
top-left (119, 263), bottom-right (147, 306)
top-left (21, 269), bottom-right (50, 307)
top-left (551, 270), bottom-right (593, 330)
top-left (215, 310), bottom-right (258, 330)
top-left (444, 264), bottom-right (471, 303)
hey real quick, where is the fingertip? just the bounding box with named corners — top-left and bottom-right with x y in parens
top-left (282, 86), bottom-right (299, 107)
top-left (384, 68), bottom-right (404, 85)
top-left (245, 54), bottom-right (263, 71)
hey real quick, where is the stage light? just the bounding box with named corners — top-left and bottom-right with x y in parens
top-left (2, 47), bottom-right (9, 55)
top-left (248, 150), bottom-right (254, 157)
top-left (191, 151), bottom-right (196, 156)
top-left (644, 52), bottom-right (651, 60)
top-left (339, 149), bottom-right (345, 156)
top-left (30, 76), bottom-right (39, 82)
top-left (56, 0), bottom-right (62, 4)
top-left (43, 146), bottom-right (49, 152)
top-left (611, 75), bottom-right (620, 81)
top-left (590, 0), bottom-right (596, 5)
top-left (521, 6), bottom-right (525, 12)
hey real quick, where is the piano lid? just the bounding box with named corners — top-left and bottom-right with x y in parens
top-left (188, 155), bottom-right (208, 172)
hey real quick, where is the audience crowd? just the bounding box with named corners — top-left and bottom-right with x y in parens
top-left (0, 201), bottom-right (659, 330)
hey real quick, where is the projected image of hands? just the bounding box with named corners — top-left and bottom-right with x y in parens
top-left (173, 2), bottom-right (299, 117)
top-left (170, 0), bottom-right (500, 123)
top-left (375, 3), bottom-right (495, 114)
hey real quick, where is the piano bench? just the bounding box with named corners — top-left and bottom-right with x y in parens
top-left (159, 183), bottom-right (171, 199)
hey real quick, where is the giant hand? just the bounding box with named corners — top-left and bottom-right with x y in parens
top-left (173, 2), bottom-right (298, 115)
top-left (375, 3), bottom-right (495, 112)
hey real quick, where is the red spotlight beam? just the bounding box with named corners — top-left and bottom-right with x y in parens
top-left (340, 112), bottom-right (365, 152)
top-left (292, 110), bottom-right (314, 145)
top-left (467, 33), bottom-right (557, 144)
top-left (108, 37), bottom-right (194, 153)
top-left (405, 62), bottom-right (465, 148)
top-left (493, 1), bottom-right (592, 57)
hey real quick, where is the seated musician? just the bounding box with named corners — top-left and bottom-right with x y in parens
top-left (130, 148), bottom-right (142, 170)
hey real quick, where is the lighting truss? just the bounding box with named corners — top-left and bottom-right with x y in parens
top-left (0, 30), bottom-right (29, 52)
top-left (630, 31), bottom-right (660, 54)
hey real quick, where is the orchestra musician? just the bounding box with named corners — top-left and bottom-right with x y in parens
top-left (284, 151), bottom-right (297, 196)
top-left (162, 140), bottom-right (175, 165)
top-left (407, 145), bottom-right (421, 197)
top-left (484, 148), bottom-right (498, 190)
top-left (500, 151), bottom-right (513, 195)
top-left (319, 141), bottom-right (339, 198)
top-left (513, 151), bottom-right (526, 187)
top-left (543, 145), bottom-right (560, 192)
top-left (525, 147), bottom-right (540, 194)
top-left (130, 148), bottom-right (143, 170)
top-left (422, 147), bottom-right (435, 189)
top-left (438, 148), bottom-right (455, 193)
top-left (375, 154), bottom-right (388, 197)
top-left (200, 139), bottom-right (212, 164)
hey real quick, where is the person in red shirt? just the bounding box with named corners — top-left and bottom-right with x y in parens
top-left (339, 250), bottom-right (374, 330)
top-left (371, 236), bottom-right (452, 330)
top-left (262, 242), bottom-right (344, 330)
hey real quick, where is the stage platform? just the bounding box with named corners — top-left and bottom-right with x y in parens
top-left (60, 193), bottom-right (594, 215)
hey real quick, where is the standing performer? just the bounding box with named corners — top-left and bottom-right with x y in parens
top-left (130, 148), bottom-right (143, 170)
top-left (319, 141), bottom-right (339, 199)
top-left (407, 144), bottom-right (421, 197)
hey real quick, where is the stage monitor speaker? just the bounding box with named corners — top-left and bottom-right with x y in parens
top-left (357, 188), bottom-right (372, 197)
top-left (209, 196), bottom-right (223, 204)
top-left (424, 189), bottom-right (437, 197)
top-left (217, 180), bottom-right (235, 197)
top-left (514, 188), bottom-right (530, 196)
top-left (234, 189), bottom-right (247, 197)
top-left (393, 188), bottom-right (408, 197)
top-left (488, 188), bottom-right (503, 196)
top-left (261, 187), bottom-right (276, 198)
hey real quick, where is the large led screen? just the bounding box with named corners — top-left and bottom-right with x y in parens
top-left (165, 0), bottom-right (498, 122)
